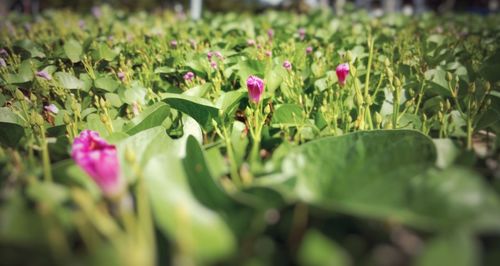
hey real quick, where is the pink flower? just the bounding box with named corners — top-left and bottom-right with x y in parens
top-left (0, 58), bottom-right (5, 68)
top-left (210, 61), bottom-right (217, 69)
top-left (36, 70), bottom-right (52, 81)
top-left (170, 40), bottom-right (178, 48)
top-left (117, 71), bottom-right (125, 81)
top-left (207, 51), bottom-right (213, 60)
top-left (247, 39), bottom-right (256, 46)
top-left (306, 46), bottom-right (313, 54)
top-left (91, 6), bottom-right (101, 19)
top-left (71, 130), bottom-right (123, 197)
top-left (214, 51), bottom-right (223, 60)
top-left (267, 29), bottom-right (274, 39)
top-left (265, 50), bottom-right (272, 57)
top-left (336, 63), bottom-right (350, 86)
top-left (0, 49), bottom-right (8, 57)
top-left (298, 28), bottom-right (306, 40)
top-left (246, 76), bottom-right (265, 103)
top-left (44, 104), bottom-right (59, 114)
top-left (183, 71), bottom-right (194, 81)
top-left (283, 60), bottom-right (292, 71)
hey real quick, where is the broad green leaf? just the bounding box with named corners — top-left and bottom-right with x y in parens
top-left (95, 76), bottom-right (119, 92)
top-left (0, 107), bottom-right (25, 147)
top-left (64, 39), bottom-right (82, 63)
top-left (124, 102), bottom-right (170, 135)
top-left (283, 130), bottom-right (436, 225)
top-left (55, 72), bottom-right (84, 89)
top-left (416, 232), bottom-right (478, 266)
top-left (271, 104), bottom-right (306, 127)
top-left (119, 81), bottom-right (147, 104)
top-left (120, 128), bottom-right (236, 263)
top-left (299, 230), bottom-right (350, 266)
top-left (163, 93), bottom-right (219, 131)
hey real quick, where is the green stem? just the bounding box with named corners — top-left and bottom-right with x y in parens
top-left (40, 125), bottom-right (53, 182)
top-left (222, 125), bottom-right (242, 187)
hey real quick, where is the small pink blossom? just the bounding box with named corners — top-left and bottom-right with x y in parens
top-left (306, 46), bottom-right (313, 54)
top-left (214, 51), bottom-right (223, 60)
top-left (117, 71), bottom-right (125, 81)
top-left (170, 40), bottom-right (178, 48)
top-left (36, 70), bottom-right (52, 81)
top-left (246, 75), bottom-right (265, 103)
top-left (210, 61), bottom-right (217, 69)
top-left (44, 104), bottom-right (59, 114)
top-left (267, 29), bottom-right (274, 39)
top-left (265, 50), bottom-right (272, 57)
top-left (0, 58), bottom-right (5, 68)
top-left (336, 63), bottom-right (350, 86)
top-left (71, 130), bottom-right (123, 197)
top-left (247, 39), bottom-right (256, 46)
top-left (207, 51), bottom-right (213, 60)
top-left (283, 60), bottom-right (292, 71)
top-left (298, 28), bottom-right (306, 41)
top-left (91, 6), bottom-right (101, 19)
top-left (183, 71), bottom-right (194, 81)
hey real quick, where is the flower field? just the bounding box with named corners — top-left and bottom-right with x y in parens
top-left (1, 5), bottom-right (500, 266)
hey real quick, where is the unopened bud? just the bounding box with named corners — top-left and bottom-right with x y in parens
top-left (63, 112), bottom-right (71, 124)
top-left (446, 72), bottom-right (453, 82)
top-left (100, 113), bottom-right (107, 123)
top-left (346, 51), bottom-right (353, 62)
top-left (125, 147), bottom-right (136, 163)
top-left (99, 98), bottom-right (107, 109)
top-left (394, 77), bottom-right (401, 88)
top-left (375, 112), bottom-right (382, 125)
top-left (264, 105), bottom-right (271, 114)
top-left (15, 89), bottom-right (24, 101)
top-left (484, 81), bottom-right (491, 92)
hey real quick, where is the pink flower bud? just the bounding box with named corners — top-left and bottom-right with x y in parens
top-left (210, 61), bottom-right (217, 69)
top-left (207, 51), bottom-right (213, 60)
top-left (336, 63), bottom-right (350, 86)
top-left (265, 50), bottom-right (272, 57)
top-left (247, 39), bottom-right (256, 46)
top-left (117, 71), bottom-right (125, 81)
top-left (298, 28), bottom-right (306, 41)
top-left (283, 60), bottom-right (292, 71)
top-left (267, 29), bottom-right (274, 39)
top-left (214, 51), bottom-right (223, 59)
top-left (71, 130), bottom-right (123, 197)
top-left (44, 104), bottom-right (59, 114)
top-left (170, 40), bottom-right (178, 48)
top-left (246, 75), bottom-right (265, 103)
top-left (36, 70), bottom-right (52, 81)
top-left (183, 71), bottom-right (194, 81)
top-left (306, 46), bottom-right (313, 54)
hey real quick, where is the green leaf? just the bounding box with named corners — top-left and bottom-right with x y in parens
top-left (5, 60), bottom-right (34, 84)
top-left (0, 107), bottom-right (25, 147)
top-left (121, 128), bottom-right (236, 263)
top-left (283, 130), bottom-right (436, 225)
top-left (271, 104), bottom-right (306, 127)
top-left (64, 39), bottom-right (82, 63)
top-left (54, 72), bottom-right (84, 89)
top-left (183, 136), bottom-right (234, 210)
top-left (119, 81), bottom-right (147, 104)
top-left (416, 232), bottom-right (478, 266)
top-left (163, 93), bottom-right (219, 131)
top-left (298, 230), bottom-right (350, 266)
top-left (124, 102), bottom-right (170, 135)
top-left (95, 76), bottom-right (119, 92)
top-left (97, 43), bottom-right (118, 61)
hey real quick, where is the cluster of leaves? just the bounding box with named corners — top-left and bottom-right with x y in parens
top-left (1, 5), bottom-right (500, 266)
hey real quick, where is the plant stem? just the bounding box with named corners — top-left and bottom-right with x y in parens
top-left (40, 125), bottom-right (52, 182)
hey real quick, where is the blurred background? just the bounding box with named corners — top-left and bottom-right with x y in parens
top-left (1, 0), bottom-right (499, 16)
